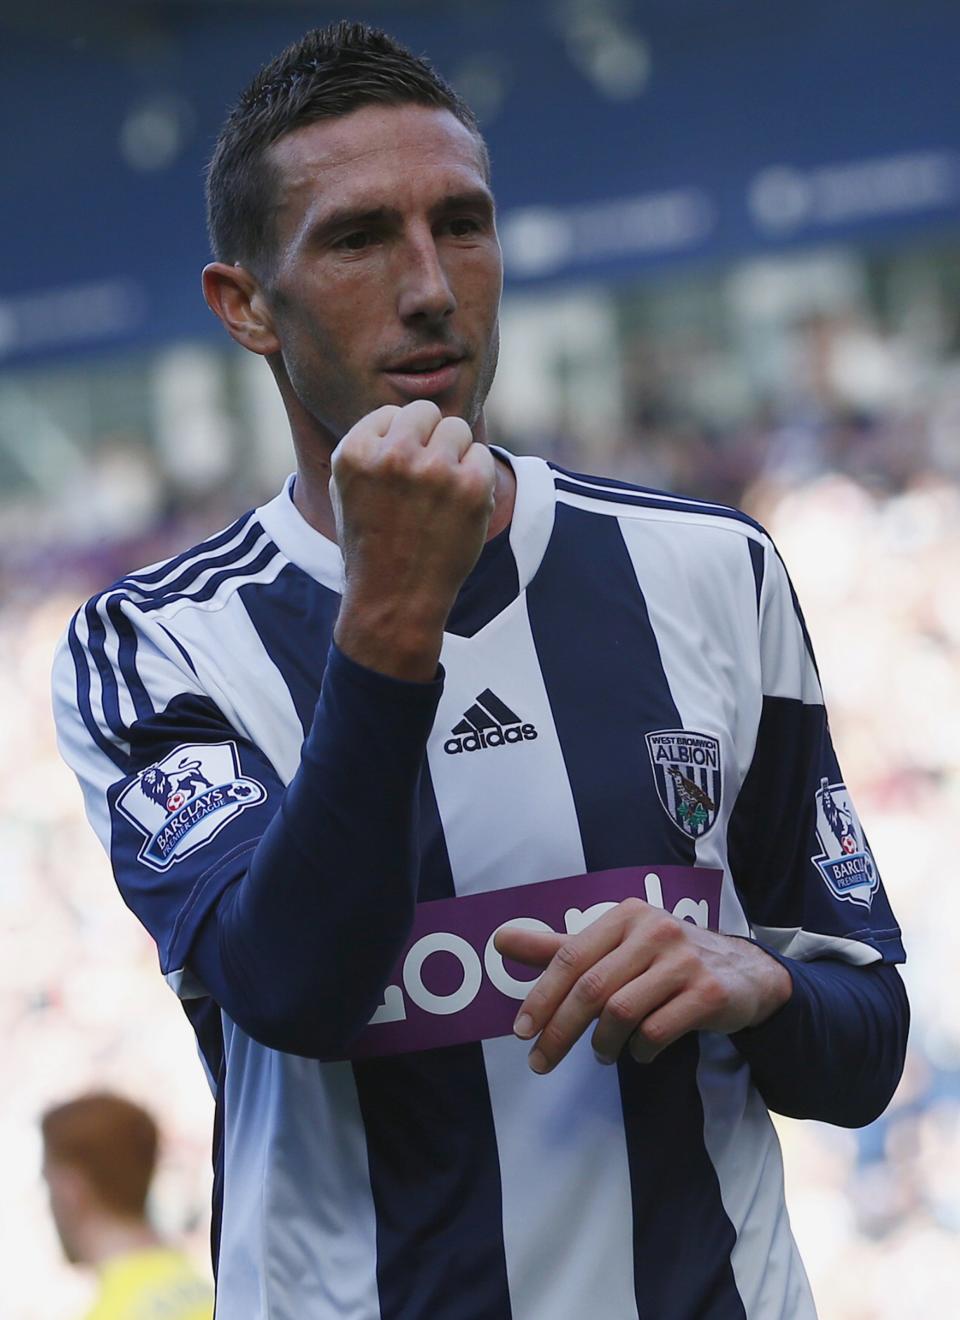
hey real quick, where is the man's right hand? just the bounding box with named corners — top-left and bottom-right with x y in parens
top-left (330, 400), bottom-right (496, 681)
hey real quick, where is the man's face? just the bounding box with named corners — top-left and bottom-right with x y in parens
top-left (42, 1154), bottom-right (84, 1264)
top-left (261, 103), bottom-right (502, 444)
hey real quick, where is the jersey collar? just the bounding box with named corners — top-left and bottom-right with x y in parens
top-left (255, 446), bottom-right (557, 596)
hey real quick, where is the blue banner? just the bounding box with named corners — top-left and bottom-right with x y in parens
top-left (2, 0), bottom-right (958, 364)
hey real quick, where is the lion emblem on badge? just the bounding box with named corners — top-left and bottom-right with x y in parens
top-left (818, 779), bottom-right (857, 855)
top-left (117, 741), bottom-right (267, 872)
top-left (140, 757), bottom-right (213, 814)
top-left (812, 777), bottom-right (878, 908)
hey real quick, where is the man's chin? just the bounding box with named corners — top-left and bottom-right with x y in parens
top-left (330, 381), bottom-right (482, 440)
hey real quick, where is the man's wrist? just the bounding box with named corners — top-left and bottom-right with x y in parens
top-left (737, 939), bottom-right (794, 1029)
top-left (334, 594), bottom-right (446, 682)
top-left (753, 952), bottom-right (793, 1028)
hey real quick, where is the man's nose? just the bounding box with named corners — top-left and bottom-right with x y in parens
top-left (397, 233), bottom-right (456, 324)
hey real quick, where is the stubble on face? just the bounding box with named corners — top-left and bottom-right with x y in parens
top-left (261, 104), bottom-right (503, 453)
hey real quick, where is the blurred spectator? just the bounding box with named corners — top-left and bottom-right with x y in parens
top-left (40, 1093), bottom-right (212, 1320)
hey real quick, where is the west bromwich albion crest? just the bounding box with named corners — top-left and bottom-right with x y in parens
top-left (116, 741), bottom-right (265, 872)
top-left (811, 777), bottom-right (879, 909)
top-left (645, 730), bottom-right (721, 839)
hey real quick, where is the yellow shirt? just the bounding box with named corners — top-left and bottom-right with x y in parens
top-left (83, 1247), bottom-right (213, 1320)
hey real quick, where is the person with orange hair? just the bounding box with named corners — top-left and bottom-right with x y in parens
top-left (41, 1092), bottom-right (212, 1320)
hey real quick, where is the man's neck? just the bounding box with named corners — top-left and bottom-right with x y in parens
top-left (290, 411), bottom-right (516, 545)
top-left (81, 1216), bottom-right (164, 1271)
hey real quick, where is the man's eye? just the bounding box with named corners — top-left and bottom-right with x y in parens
top-left (449, 218), bottom-right (481, 237)
top-left (338, 231), bottom-right (374, 251)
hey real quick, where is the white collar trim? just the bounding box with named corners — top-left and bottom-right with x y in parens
top-left (255, 447), bottom-right (556, 596)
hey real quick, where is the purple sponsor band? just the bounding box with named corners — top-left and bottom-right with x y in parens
top-left (346, 864), bottom-right (722, 1060)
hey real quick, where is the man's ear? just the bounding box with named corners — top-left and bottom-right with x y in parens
top-left (202, 262), bottom-right (281, 357)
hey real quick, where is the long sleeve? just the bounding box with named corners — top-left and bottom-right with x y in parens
top-left (189, 643), bottom-right (442, 1056)
top-left (52, 577), bottom-right (442, 1059)
top-left (732, 951), bottom-right (909, 1126)
top-left (725, 533), bottom-right (908, 1125)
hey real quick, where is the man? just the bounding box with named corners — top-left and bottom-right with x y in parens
top-left (41, 1092), bottom-right (213, 1320)
top-left (53, 21), bottom-right (908, 1319)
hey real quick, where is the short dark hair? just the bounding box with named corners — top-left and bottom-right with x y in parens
top-left (42, 1092), bottom-right (158, 1218)
top-left (206, 20), bottom-right (488, 273)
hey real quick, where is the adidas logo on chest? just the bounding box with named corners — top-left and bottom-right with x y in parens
top-left (443, 688), bottom-right (538, 755)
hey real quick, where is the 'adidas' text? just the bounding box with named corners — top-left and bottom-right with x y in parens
top-left (444, 688), bottom-right (538, 755)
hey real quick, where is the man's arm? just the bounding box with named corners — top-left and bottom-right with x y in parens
top-left (55, 401), bottom-right (495, 1058)
top-left (493, 910), bottom-right (908, 1126)
top-left (188, 402), bottom-right (496, 1055)
top-left (731, 952), bottom-right (909, 1126)
top-left (187, 641), bottom-right (443, 1056)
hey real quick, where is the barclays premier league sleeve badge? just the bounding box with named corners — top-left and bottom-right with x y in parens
top-left (811, 777), bottom-right (879, 909)
top-left (116, 742), bottom-right (266, 871)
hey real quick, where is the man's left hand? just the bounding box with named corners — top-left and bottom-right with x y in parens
top-left (493, 898), bottom-right (792, 1073)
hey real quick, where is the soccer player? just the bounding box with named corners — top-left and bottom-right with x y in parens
top-left (52, 21), bottom-right (908, 1319)
top-left (41, 1093), bottom-right (213, 1320)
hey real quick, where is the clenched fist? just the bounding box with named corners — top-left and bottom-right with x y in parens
top-left (331, 400), bottom-right (496, 681)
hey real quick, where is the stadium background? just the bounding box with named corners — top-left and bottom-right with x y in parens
top-left (3, 0), bottom-right (959, 1314)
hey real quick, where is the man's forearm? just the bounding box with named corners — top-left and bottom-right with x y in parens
top-left (188, 641), bottom-right (442, 1057)
top-left (731, 953), bottom-right (909, 1126)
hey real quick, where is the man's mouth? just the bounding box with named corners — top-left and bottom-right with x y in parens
top-left (383, 351), bottom-right (466, 398)
top-left (393, 354), bottom-right (459, 372)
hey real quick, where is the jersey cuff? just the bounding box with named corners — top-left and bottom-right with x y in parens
top-left (729, 942), bottom-right (892, 1053)
top-left (327, 638), bottom-right (445, 697)
top-left (728, 943), bottom-right (808, 1051)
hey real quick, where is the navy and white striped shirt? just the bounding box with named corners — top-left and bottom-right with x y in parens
top-left (53, 452), bottom-right (907, 1320)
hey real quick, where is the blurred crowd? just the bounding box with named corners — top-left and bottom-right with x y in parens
top-left (3, 266), bottom-right (959, 1316)
top-left (759, 471), bottom-right (960, 1316)
top-left (1, 595), bottom-right (215, 1314)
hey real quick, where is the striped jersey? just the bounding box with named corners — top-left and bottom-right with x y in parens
top-left (53, 452), bottom-right (905, 1320)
